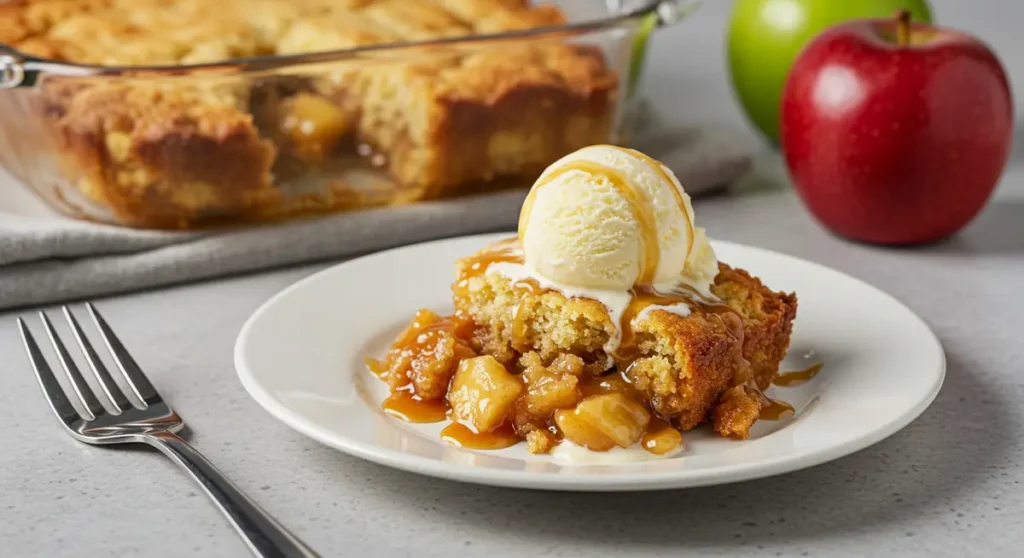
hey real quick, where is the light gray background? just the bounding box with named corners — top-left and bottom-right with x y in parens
top-left (2, 1), bottom-right (1022, 556)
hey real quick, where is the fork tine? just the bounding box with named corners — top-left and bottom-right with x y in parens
top-left (63, 306), bottom-right (133, 413)
top-left (37, 312), bottom-right (106, 421)
top-left (19, 319), bottom-right (81, 427)
top-left (86, 303), bottom-right (160, 407)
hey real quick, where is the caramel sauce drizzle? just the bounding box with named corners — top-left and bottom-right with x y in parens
top-left (391, 311), bottom-right (472, 350)
top-left (517, 146), bottom-right (699, 285)
top-left (774, 362), bottom-right (824, 387)
top-left (578, 370), bottom-right (641, 399)
top-left (614, 283), bottom-right (744, 371)
top-left (453, 237), bottom-right (522, 292)
top-left (614, 145), bottom-right (695, 258)
top-left (517, 159), bottom-right (662, 284)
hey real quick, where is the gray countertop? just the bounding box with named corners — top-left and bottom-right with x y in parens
top-left (2, 1), bottom-right (1023, 556)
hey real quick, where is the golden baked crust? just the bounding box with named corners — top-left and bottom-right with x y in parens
top-left (452, 260), bottom-right (799, 438)
top-left (2, 0), bottom-right (616, 228)
top-left (349, 44), bottom-right (615, 195)
top-left (39, 81), bottom-right (279, 227)
top-left (4, 0), bottom-right (565, 64)
top-left (712, 264), bottom-right (799, 391)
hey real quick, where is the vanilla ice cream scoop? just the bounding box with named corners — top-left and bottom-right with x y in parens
top-left (518, 145), bottom-right (718, 294)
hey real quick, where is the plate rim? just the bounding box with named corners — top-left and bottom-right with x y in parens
top-left (235, 233), bottom-right (946, 491)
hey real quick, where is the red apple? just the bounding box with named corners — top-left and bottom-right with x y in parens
top-left (780, 11), bottom-right (1013, 245)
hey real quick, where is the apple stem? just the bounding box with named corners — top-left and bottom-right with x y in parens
top-left (896, 9), bottom-right (911, 46)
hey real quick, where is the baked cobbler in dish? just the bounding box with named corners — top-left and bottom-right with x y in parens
top-left (1, 0), bottom-right (617, 227)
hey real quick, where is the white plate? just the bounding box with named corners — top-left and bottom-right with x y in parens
top-left (235, 233), bottom-right (945, 491)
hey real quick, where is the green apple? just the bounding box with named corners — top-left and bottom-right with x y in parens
top-left (728, 0), bottom-right (932, 144)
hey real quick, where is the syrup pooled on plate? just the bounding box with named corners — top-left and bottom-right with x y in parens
top-left (381, 391), bottom-right (448, 423)
top-left (440, 422), bottom-right (520, 450)
top-left (364, 357), bottom-right (388, 379)
top-left (752, 362), bottom-right (824, 420)
top-left (774, 362), bottom-right (824, 387)
top-left (759, 398), bottom-right (796, 421)
top-left (642, 418), bottom-right (685, 455)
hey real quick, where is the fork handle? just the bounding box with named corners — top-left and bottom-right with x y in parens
top-left (144, 431), bottom-right (319, 558)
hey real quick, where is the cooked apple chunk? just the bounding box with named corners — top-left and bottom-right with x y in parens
top-left (518, 352), bottom-right (582, 418)
top-left (383, 309), bottom-right (475, 400)
top-left (447, 356), bottom-right (523, 432)
top-left (278, 93), bottom-right (349, 164)
top-left (555, 407), bottom-right (614, 451)
top-left (555, 393), bottom-right (650, 450)
top-left (526, 429), bottom-right (558, 455)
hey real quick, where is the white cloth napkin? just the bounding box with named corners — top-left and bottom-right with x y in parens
top-left (0, 121), bottom-right (753, 310)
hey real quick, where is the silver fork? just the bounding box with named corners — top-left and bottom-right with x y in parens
top-left (18, 303), bottom-right (319, 558)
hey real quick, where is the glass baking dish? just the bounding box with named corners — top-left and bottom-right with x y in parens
top-left (0, 0), bottom-right (697, 230)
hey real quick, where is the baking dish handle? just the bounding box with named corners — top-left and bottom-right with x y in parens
top-left (0, 2), bottom-right (701, 90)
top-left (0, 47), bottom-right (99, 89)
top-left (652, 0), bottom-right (701, 27)
top-left (0, 49), bottom-right (27, 90)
